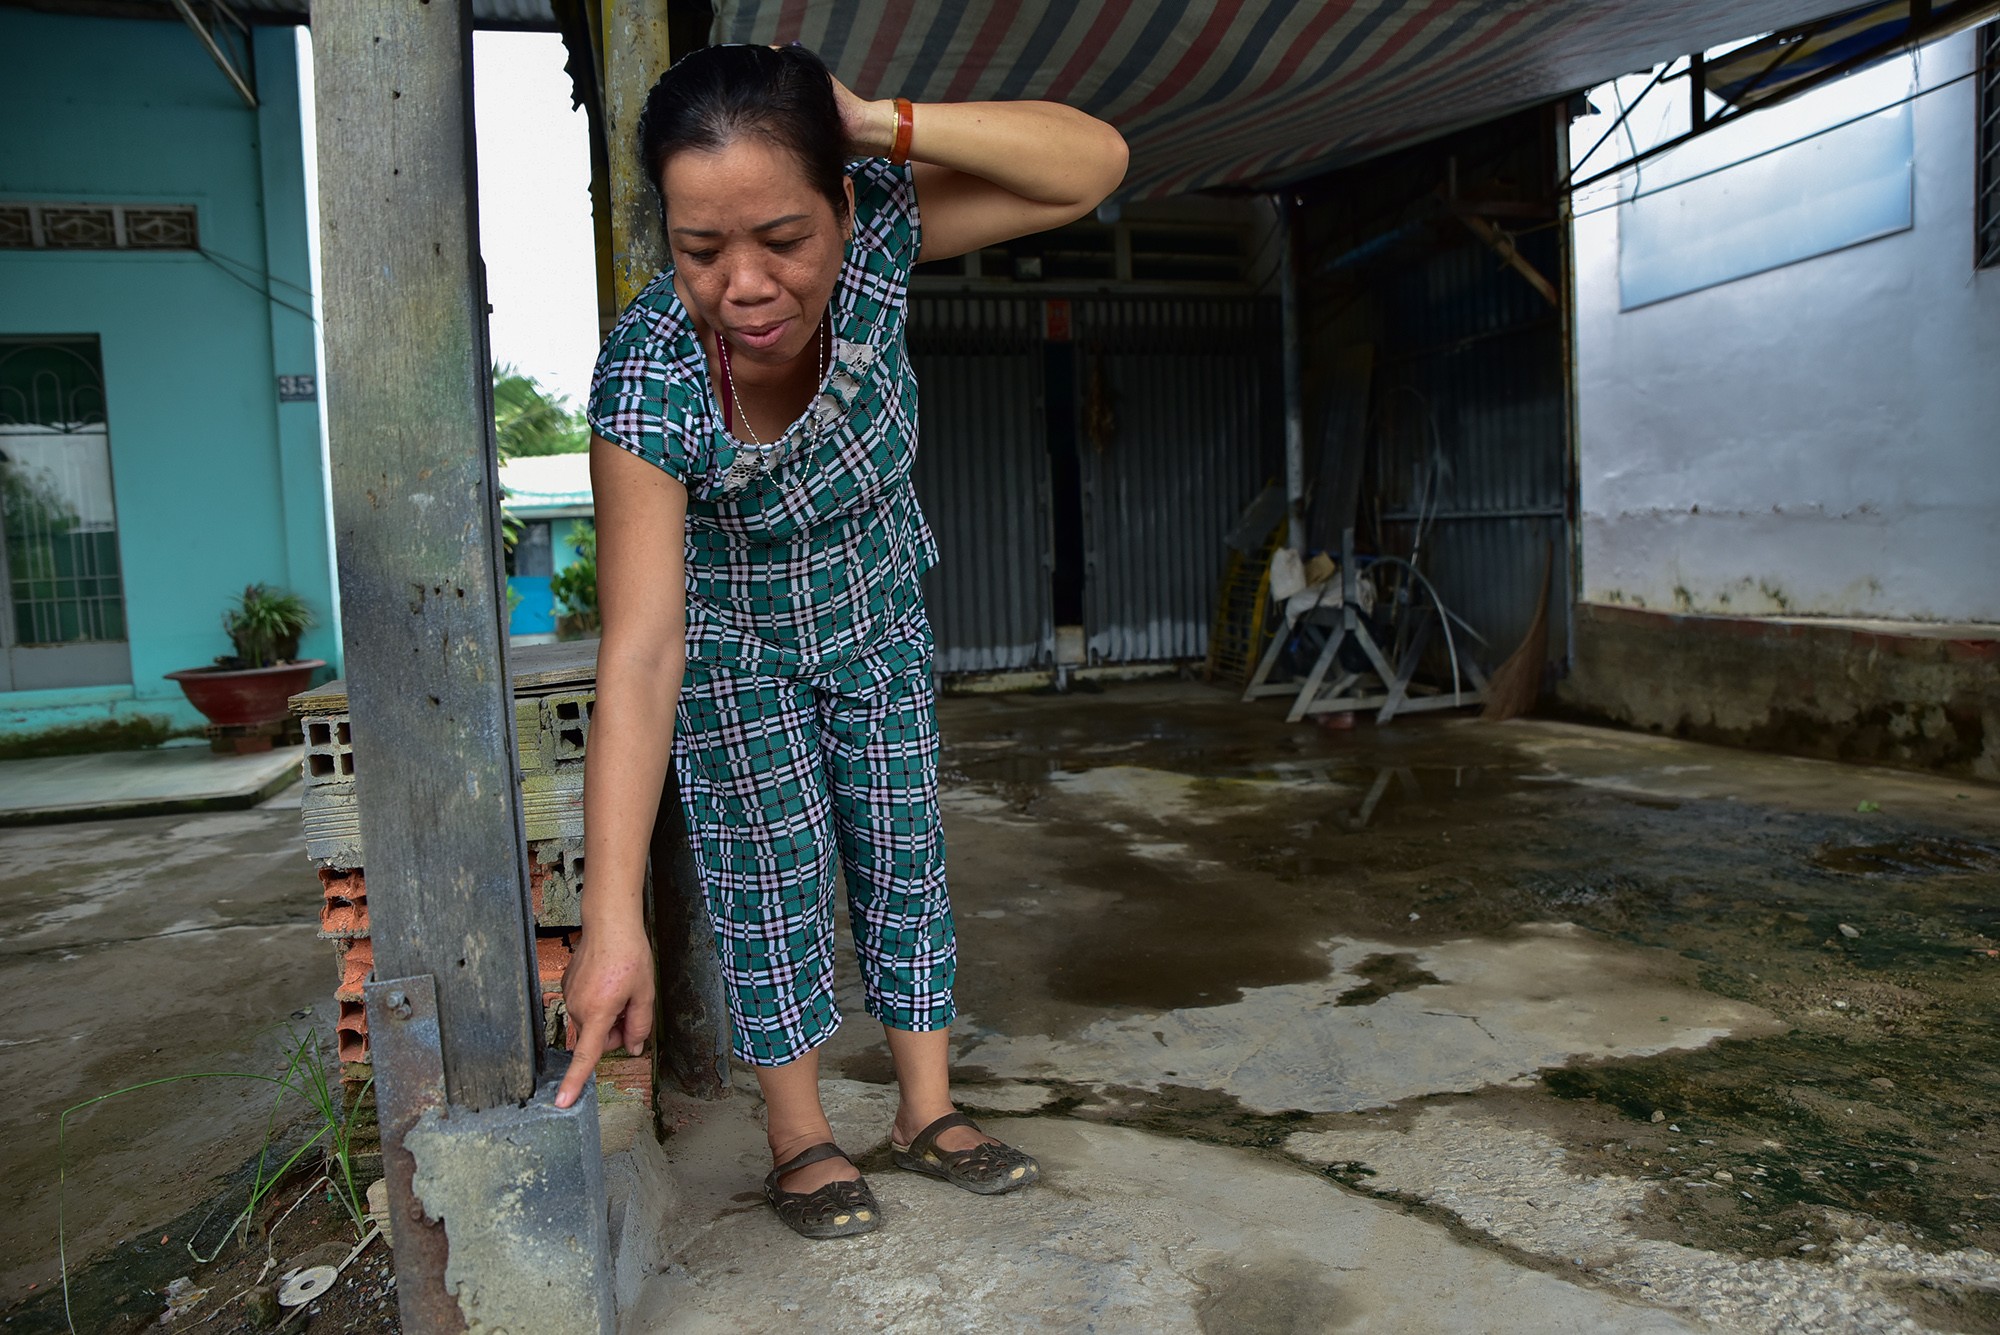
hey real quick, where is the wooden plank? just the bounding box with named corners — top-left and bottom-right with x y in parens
top-left (313, 0), bottom-right (538, 1112)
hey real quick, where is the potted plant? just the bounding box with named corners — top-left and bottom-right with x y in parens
top-left (165, 584), bottom-right (326, 731)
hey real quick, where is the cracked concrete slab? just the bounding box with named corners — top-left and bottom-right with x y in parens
top-left (628, 1085), bottom-right (1697, 1334)
top-left (1286, 1106), bottom-right (2000, 1334)
top-left (954, 922), bottom-right (1783, 1114)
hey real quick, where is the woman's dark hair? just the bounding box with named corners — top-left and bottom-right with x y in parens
top-left (637, 44), bottom-right (849, 228)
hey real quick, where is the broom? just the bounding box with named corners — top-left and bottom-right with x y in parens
top-left (1481, 541), bottom-right (1552, 722)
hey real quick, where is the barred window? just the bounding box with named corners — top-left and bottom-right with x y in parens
top-left (1980, 24), bottom-right (2000, 269)
top-left (0, 202), bottom-right (198, 252)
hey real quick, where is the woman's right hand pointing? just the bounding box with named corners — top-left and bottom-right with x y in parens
top-left (554, 921), bottom-right (656, 1109)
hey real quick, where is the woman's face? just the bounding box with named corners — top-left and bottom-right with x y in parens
top-left (660, 136), bottom-right (852, 371)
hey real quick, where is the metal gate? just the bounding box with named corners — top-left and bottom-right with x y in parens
top-left (908, 292), bottom-right (1275, 673)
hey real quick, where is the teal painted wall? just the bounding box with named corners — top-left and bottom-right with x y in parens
top-left (506, 515), bottom-right (591, 638)
top-left (0, 13), bottom-right (338, 739)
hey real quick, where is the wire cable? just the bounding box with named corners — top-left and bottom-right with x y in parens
top-left (1568, 63), bottom-right (1981, 223)
top-left (198, 248), bottom-right (319, 324)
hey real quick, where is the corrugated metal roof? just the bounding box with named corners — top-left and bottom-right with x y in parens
top-left (713, 0), bottom-right (1867, 199)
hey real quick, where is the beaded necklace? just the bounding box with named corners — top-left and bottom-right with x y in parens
top-left (715, 307), bottom-right (830, 445)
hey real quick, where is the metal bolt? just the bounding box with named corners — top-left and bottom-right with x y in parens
top-left (386, 990), bottom-right (412, 1019)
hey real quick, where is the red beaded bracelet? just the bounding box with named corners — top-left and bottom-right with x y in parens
top-left (889, 97), bottom-right (914, 166)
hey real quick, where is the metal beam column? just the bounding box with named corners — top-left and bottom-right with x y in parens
top-left (1277, 194), bottom-right (1306, 556)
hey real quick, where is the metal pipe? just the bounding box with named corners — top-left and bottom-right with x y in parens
top-left (1277, 193), bottom-right (1306, 555)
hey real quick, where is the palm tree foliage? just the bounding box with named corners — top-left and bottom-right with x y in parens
top-left (493, 364), bottom-right (586, 459)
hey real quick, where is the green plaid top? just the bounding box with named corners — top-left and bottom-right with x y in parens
top-left (588, 161), bottom-right (937, 673)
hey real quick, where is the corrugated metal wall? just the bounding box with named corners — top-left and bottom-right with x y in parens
top-left (1296, 104), bottom-right (1574, 676)
top-left (908, 293), bottom-right (1275, 671)
top-left (1072, 297), bottom-right (1272, 664)
top-left (907, 297), bottom-right (1053, 673)
top-left (1370, 236), bottom-right (1568, 664)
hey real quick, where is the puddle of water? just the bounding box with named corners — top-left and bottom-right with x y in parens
top-left (1811, 836), bottom-right (2000, 876)
top-left (1335, 952), bottom-right (1442, 1006)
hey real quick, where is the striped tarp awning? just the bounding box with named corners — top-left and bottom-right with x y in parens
top-left (714, 1), bottom-right (1867, 198)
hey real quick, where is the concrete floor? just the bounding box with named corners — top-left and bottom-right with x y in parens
top-left (0, 794), bottom-right (329, 1310)
top-left (630, 684), bottom-right (2000, 1335)
top-left (0, 742), bottom-right (303, 824)
top-left (6, 681), bottom-right (1998, 1334)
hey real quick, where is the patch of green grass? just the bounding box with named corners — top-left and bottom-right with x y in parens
top-left (56, 1024), bottom-right (373, 1334)
top-left (0, 716), bottom-right (193, 761)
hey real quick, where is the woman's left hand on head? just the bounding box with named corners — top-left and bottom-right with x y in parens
top-left (829, 73), bottom-right (894, 159)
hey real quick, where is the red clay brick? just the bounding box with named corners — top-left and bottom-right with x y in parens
top-left (336, 938), bottom-right (374, 1003)
top-left (596, 1054), bottom-right (654, 1105)
top-left (319, 901), bottom-right (369, 938)
top-left (535, 933), bottom-right (572, 987)
top-left (336, 999), bottom-right (369, 1064)
top-left (318, 866), bottom-right (366, 905)
top-left (528, 859), bottom-right (551, 917)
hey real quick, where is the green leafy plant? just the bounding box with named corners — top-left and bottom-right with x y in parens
top-left (57, 1025), bottom-right (375, 1331)
top-left (493, 363), bottom-right (587, 459)
top-left (550, 525), bottom-right (599, 639)
top-left (221, 583), bottom-right (313, 668)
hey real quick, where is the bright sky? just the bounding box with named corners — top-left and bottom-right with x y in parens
top-left (471, 32), bottom-right (599, 409)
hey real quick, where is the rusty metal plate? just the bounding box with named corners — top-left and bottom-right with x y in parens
top-left (365, 973), bottom-right (465, 1334)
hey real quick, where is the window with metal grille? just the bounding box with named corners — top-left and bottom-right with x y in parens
top-left (1981, 24), bottom-right (2000, 269)
top-left (0, 202), bottom-right (198, 251)
top-left (0, 338), bottom-right (130, 684)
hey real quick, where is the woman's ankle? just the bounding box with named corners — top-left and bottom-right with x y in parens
top-left (892, 1101), bottom-right (956, 1144)
top-left (768, 1121), bottom-right (836, 1164)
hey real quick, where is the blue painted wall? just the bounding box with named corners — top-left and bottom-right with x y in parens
top-left (506, 515), bottom-right (591, 638)
top-left (0, 13), bottom-right (338, 738)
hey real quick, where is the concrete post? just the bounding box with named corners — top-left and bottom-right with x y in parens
top-left (313, 0), bottom-right (614, 1327)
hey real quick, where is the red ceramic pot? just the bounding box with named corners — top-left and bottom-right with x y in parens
top-left (165, 659), bottom-right (327, 728)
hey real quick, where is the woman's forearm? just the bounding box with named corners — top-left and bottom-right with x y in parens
top-left (580, 641), bottom-right (684, 935)
top-left (861, 98), bottom-right (1127, 210)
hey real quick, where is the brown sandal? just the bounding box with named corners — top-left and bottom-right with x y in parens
top-left (763, 1143), bottom-right (881, 1239)
top-left (892, 1112), bottom-right (1041, 1195)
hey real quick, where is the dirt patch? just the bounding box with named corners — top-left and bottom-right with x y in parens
top-left (2, 1145), bottom-right (394, 1335)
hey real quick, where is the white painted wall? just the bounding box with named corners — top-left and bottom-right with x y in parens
top-left (1571, 30), bottom-right (2000, 623)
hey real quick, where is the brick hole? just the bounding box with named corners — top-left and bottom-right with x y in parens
top-left (308, 753), bottom-right (337, 777)
top-left (339, 753), bottom-right (355, 776)
top-left (307, 721), bottom-right (333, 746)
top-left (336, 720), bottom-right (352, 745)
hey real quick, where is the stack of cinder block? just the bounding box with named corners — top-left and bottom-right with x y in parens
top-left (292, 651), bottom-right (646, 1115)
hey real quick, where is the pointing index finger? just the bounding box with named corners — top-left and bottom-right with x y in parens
top-left (556, 1020), bottom-right (608, 1109)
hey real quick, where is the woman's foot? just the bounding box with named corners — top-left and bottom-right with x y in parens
top-left (764, 1143), bottom-right (880, 1239)
top-left (770, 1129), bottom-right (864, 1194)
top-left (891, 1106), bottom-right (999, 1157)
top-left (891, 1110), bottom-right (1041, 1195)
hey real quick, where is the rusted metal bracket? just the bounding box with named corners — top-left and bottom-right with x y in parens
top-left (365, 975), bottom-right (465, 1335)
